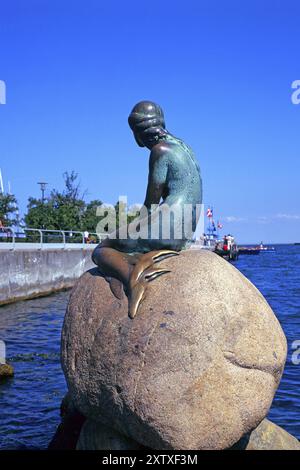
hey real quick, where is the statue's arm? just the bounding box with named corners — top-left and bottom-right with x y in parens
top-left (144, 147), bottom-right (168, 209)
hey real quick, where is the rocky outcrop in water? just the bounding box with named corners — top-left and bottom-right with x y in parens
top-left (233, 419), bottom-right (300, 450)
top-left (61, 250), bottom-right (289, 450)
top-left (75, 417), bottom-right (300, 450)
top-left (48, 392), bottom-right (85, 450)
top-left (0, 363), bottom-right (14, 380)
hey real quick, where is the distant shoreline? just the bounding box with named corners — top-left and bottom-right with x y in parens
top-left (238, 243), bottom-right (299, 246)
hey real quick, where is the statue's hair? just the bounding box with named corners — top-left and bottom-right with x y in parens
top-left (128, 101), bottom-right (166, 141)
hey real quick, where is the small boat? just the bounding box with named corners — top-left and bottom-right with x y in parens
top-left (257, 242), bottom-right (275, 252)
top-left (238, 247), bottom-right (260, 255)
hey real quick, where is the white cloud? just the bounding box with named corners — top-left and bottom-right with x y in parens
top-left (257, 216), bottom-right (270, 224)
top-left (275, 213), bottom-right (300, 220)
top-left (224, 216), bottom-right (247, 223)
top-left (224, 214), bottom-right (300, 224)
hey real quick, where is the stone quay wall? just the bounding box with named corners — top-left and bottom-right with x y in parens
top-left (0, 246), bottom-right (95, 306)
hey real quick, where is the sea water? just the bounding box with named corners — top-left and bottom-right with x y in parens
top-left (0, 244), bottom-right (299, 449)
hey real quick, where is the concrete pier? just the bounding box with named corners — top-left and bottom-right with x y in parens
top-left (0, 245), bottom-right (95, 306)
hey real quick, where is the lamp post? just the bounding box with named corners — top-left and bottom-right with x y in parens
top-left (37, 182), bottom-right (48, 203)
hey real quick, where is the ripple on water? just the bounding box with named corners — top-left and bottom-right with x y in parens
top-left (0, 292), bottom-right (68, 449)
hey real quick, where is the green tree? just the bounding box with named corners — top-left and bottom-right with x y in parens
top-left (25, 198), bottom-right (57, 230)
top-left (81, 199), bottom-right (103, 232)
top-left (25, 171), bottom-right (86, 231)
top-left (0, 193), bottom-right (19, 226)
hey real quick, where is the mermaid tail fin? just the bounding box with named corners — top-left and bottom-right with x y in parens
top-left (105, 276), bottom-right (124, 300)
top-left (128, 250), bottom-right (178, 318)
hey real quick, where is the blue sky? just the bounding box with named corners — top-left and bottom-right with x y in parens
top-left (0, 0), bottom-right (299, 243)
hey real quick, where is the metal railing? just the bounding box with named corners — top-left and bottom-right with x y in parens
top-left (0, 227), bottom-right (104, 251)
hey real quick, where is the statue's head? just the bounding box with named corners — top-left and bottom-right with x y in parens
top-left (128, 101), bottom-right (166, 148)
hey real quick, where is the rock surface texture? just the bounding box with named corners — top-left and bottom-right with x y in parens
top-left (76, 419), bottom-right (142, 450)
top-left (233, 419), bottom-right (300, 450)
top-left (62, 250), bottom-right (287, 450)
top-left (0, 363), bottom-right (14, 380)
top-left (75, 417), bottom-right (300, 450)
top-left (245, 419), bottom-right (300, 450)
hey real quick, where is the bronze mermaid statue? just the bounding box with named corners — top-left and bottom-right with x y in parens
top-left (92, 101), bottom-right (202, 318)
